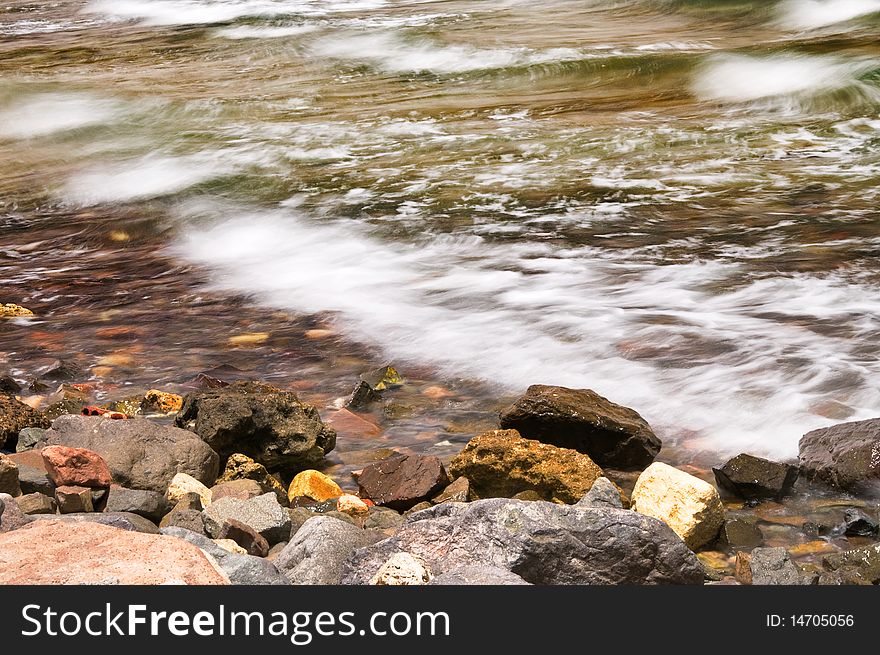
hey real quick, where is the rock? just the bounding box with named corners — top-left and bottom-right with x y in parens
top-left (357, 454), bottom-right (449, 511)
top-left (0, 453), bottom-right (21, 496)
top-left (214, 538), bottom-right (247, 554)
top-left (218, 518), bottom-right (270, 557)
top-left (511, 490), bottom-right (544, 501)
top-left (210, 479), bottom-right (264, 503)
top-left (0, 375), bottom-right (22, 393)
top-left (342, 498), bottom-right (704, 585)
top-left (799, 418), bottom-right (880, 491)
top-left (740, 547), bottom-right (805, 585)
top-left (31, 415), bottom-right (219, 494)
top-left (713, 453), bottom-right (798, 500)
top-left (498, 385), bottom-right (660, 469)
top-left (35, 511), bottom-right (160, 534)
top-left (175, 381), bottom-right (336, 472)
top-left (842, 508), bottom-right (878, 537)
top-left (0, 493), bottom-right (33, 531)
top-left (16, 492), bottom-right (57, 515)
top-left (0, 303), bottom-right (34, 317)
top-left (0, 395), bottom-right (50, 450)
top-left (203, 493), bottom-right (291, 545)
top-left (404, 501), bottom-right (433, 515)
top-left (275, 516), bottom-right (383, 585)
top-left (0, 520), bottom-right (228, 584)
top-left (719, 519), bottom-right (763, 551)
top-left (345, 381), bottom-right (379, 410)
top-left (363, 506), bottom-right (405, 536)
top-left (359, 366), bottom-right (403, 391)
top-left (167, 472), bottom-right (213, 507)
top-left (267, 542), bottom-right (287, 561)
top-left (105, 487), bottom-right (169, 523)
top-left (823, 543), bottom-right (880, 584)
top-left (160, 508), bottom-right (208, 536)
top-left (55, 485), bottom-right (93, 513)
top-left (287, 507), bottom-right (314, 539)
top-left (37, 359), bottom-right (82, 381)
top-left (142, 390), bottom-right (184, 414)
top-left (577, 477), bottom-right (624, 509)
top-left (217, 453), bottom-right (287, 505)
top-left (16, 427), bottom-right (48, 452)
top-left (287, 469), bottom-right (343, 503)
top-left (449, 429), bottom-right (605, 504)
top-left (336, 494), bottom-right (369, 517)
top-left (370, 552), bottom-right (431, 585)
top-left (40, 445), bottom-right (112, 488)
top-left (432, 477), bottom-right (470, 504)
top-left (324, 409), bottom-right (382, 439)
top-left (429, 565), bottom-right (531, 586)
top-left (631, 462), bottom-right (724, 550)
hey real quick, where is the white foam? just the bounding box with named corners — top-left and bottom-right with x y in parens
top-left (214, 23), bottom-right (319, 39)
top-left (0, 93), bottom-right (122, 139)
top-left (779, 0), bottom-right (880, 30)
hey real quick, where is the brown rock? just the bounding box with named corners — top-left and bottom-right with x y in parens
top-left (432, 476), bottom-right (471, 504)
top-left (217, 453), bottom-right (287, 506)
top-left (160, 508), bottom-right (208, 536)
top-left (41, 445), bottom-right (112, 488)
top-left (799, 418), bottom-right (880, 491)
top-left (357, 454), bottom-right (449, 512)
top-left (0, 520), bottom-right (229, 584)
top-left (55, 485), bottom-right (93, 513)
top-left (211, 479), bottom-right (264, 503)
top-left (218, 518), bottom-right (270, 557)
top-left (0, 394), bottom-right (50, 450)
top-left (0, 453), bottom-right (21, 496)
top-left (324, 409), bottom-right (381, 439)
top-left (735, 551), bottom-right (752, 585)
top-left (16, 492), bottom-right (57, 515)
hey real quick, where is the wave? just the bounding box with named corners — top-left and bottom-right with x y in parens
top-left (0, 93), bottom-right (123, 140)
top-left (779, 0), bottom-right (880, 30)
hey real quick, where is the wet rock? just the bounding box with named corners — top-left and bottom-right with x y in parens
top-left (0, 375), bottom-right (22, 393)
top-left (37, 511), bottom-right (160, 534)
top-left (203, 493), bottom-right (291, 545)
top-left (44, 399), bottom-right (86, 421)
top-left (370, 552), bottom-right (431, 586)
top-left (719, 519), bottom-right (764, 551)
top-left (37, 359), bottom-right (83, 382)
top-left (217, 453), bottom-right (287, 505)
top-left (0, 395), bottom-right (50, 450)
top-left (449, 429), bottom-right (606, 504)
top-left (431, 476), bottom-right (470, 504)
top-left (175, 381), bottom-right (336, 472)
top-left (359, 366), bottom-right (403, 391)
top-left (713, 453), bottom-right (798, 500)
top-left (357, 453), bottom-right (449, 511)
top-left (498, 385), bottom-right (660, 469)
top-left (363, 506), bottom-right (405, 536)
top-left (31, 415), bottom-right (219, 494)
top-left (345, 381), bottom-right (379, 410)
top-left (0, 493), bottom-right (33, 531)
top-left (287, 469), bottom-right (343, 503)
top-left (342, 498), bottom-right (704, 585)
top-left (842, 508), bottom-right (879, 537)
top-left (55, 485), bottom-right (93, 513)
top-left (167, 472), bottom-right (213, 508)
top-left (16, 427), bottom-right (48, 452)
top-left (324, 409), bottom-right (381, 439)
top-left (210, 479), bottom-right (264, 503)
top-left (275, 516), bottom-right (383, 585)
top-left (0, 520), bottom-right (229, 584)
top-left (799, 418), bottom-right (880, 491)
top-left (430, 565), bottom-right (531, 586)
top-left (16, 492), bottom-right (57, 515)
top-left (577, 477), bottom-right (624, 509)
top-left (142, 390), bottom-right (184, 415)
top-left (105, 487), bottom-right (169, 523)
top-left (737, 547), bottom-right (806, 585)
top-left (0, 303), bottom-right (34, 317)
top-left (160, 508), bottom-right (208, 537)
top-left (0, 453), bottom-right (21, 497)
top-left (823, 543), bottom-right (880, 584)
top-left (336, 494), bottom-right (370, 517)
top-left (41, 445), bottom-right (112, 488)
top-left (218, 518), bottom-right (270, 557)
top-left (631, 462), bottom-right (724, 550)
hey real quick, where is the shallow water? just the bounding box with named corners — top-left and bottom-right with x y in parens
top-left (2, 0), bottom-right (880, 465)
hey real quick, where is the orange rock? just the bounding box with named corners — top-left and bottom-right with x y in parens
top-left (324, 409), bottom-right (381, 439)
top-left (422, 386), bottom-right (455, 400)
top-left (143, 389), bottom-right (183, 414)
top-left (42, 445), bottom-right (112, 488)
top-left (288, 470), bottom-right (343, 503)
top-left (228, 333), bottom-right (269, 346)
top-left (305, 329), bottom-right (335, 340)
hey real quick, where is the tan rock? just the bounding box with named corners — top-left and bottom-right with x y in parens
top-left (288, 470), bottom-right (343, 503)
top-left (167, 472), bottom-right (213, 508)
top-left (336, 494), bottom-right (369, 517)
top-left (631, 462), bottom-right (724, 550)
top-left (217, 453), bottom-right (287, 505)
top-left (0, 453), bottom-right (21, 497)
top-left (370, 552), bottom-right (432, 586)
top-left (213, 538), bottom-right (248, 555)
top-left (0, 303), bottom-right (34, 318)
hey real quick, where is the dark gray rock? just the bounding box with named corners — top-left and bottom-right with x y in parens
top-left (15, 427), bottom-right (47, 452)
top-left (31, 415), bottom-right (219, 494)
top-left (33, 511), bottom-right (159, 534)
top-left (842, 508), bottom-right (878, 537)
top-left (275, 516), bottom-right (383, 585)
top-left (713, 453), bottom-right (798, 500)
top-left (14, 458), bottom-right (53, 496)
top-left (105, 487), bottom-right (170, 523)
top-left (345, 381), bottom-right (379, 410)
top-left (429, 565), bottom-right (531, 585)
top-left (357, 454), bottom-right (449, 511)
top-left (799, 418), bottom-right (880, 491)
top-left (16, 492), bottom-right (57, 515)
top-left (576, 477), bottom-right (623, 509)
top-left (499, 385), bottom-right (660, 469)
top-left (159, 508), bottom-right (208, 536)
top-left (748, 547), bottom-right (804, 585)
top-left (203, 493), bottom-right (291, 545)
top-left (719, 519), bottom-right (763, 551)
top-left (342, 498), bottom-right (703, 585)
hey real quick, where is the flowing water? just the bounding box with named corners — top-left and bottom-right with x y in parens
top-left (3, 0), bottom-right (880, 467)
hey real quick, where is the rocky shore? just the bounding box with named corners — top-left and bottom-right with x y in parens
top-left (1, 349), bottom-right (879, 585)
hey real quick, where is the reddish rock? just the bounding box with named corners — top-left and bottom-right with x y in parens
top-left (41, 445), bottom-right (112, 488)
top-left (55, 485), bottom-right (94, 513)
top-left (211, 479), bottom-right (264, 503)
top-left (324, 409), bottom-right (382, 439)
top-left (0, 520), bottom-right (229, 584)
top-left (218, 518), bottom-right (270, 557)
top-left (357, 454), bottom-right (449, 512)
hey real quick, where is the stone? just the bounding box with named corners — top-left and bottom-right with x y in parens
top-left (577, 477), bottom-right (624, 509)
top-left (0, 520), bottom-right (228, 584)
top-left (342, 498), bottom-right (704, 585)
top-left (16, 427), bottom-right (48, 452)
top-left (432, 477), bottom-right (470, 504)
top-left (404, 501), bottom-right (433, 515)
top-left (823, 543), bottom-right (880, 584)
top-left (142, 390), bottom-right (184, 414)
top-left (41, 445), bottom-right (112, 488)
top-left (799, 418), bottom-right (880, 491)
top-left (218, 518), bottom-right (270, 557)
top-left (357, 453), bottom-right (449, 511)
top-left (336, 494), bottom-right (370, 517)
top-left (450, 429), bottom-right (606, 504)
top-left (287, 469), bottom-right (343, 503)
top-left (713, 453), bottom-right (798, 500)
top-left (429, 565), bottom-right (531, 586)
top-left (0, 375), bottom-right (22, 393)
top-left (37, 359), bottom-right (82, 381)
top-left (175, 381), bottom-right (336, 472)
top-left (267, 542), bottom-right (287, 561)
top-left (0, 394), bottom-right (50, 450)
top-left (842, 508), bottom-right (878, 537)
top-left (363, 506), bottom-right (405, 536)
top-left (370, 552), bottom-right (431, 585)
top-left (55, 485), bottom-right (93, 513)
top-left (0, 303), bottom-right (34, 317)
top-left (16, 492), bottom-right (57, 515)
top-left (160, 508), bottom-right (208, 536)
top-left (345, 381), bottom-right (379, 410)
top-left (217, 453), bottom-right (287, 505)
top-left (31, 415), bottom-right (219, 494)
top-left (35, 511), bottom-right (160, 534)
top-left (0, 453), bottom-right (21, 496)
top-left (214, 538), bottom-right (248, 555)
top-left (719, 519), bottom-right (763, 551)
top-left (0, 493), bottom-right (33, 531)
top-left (15, 465), bottom-right (53, 496)
top-left (359, 366), bottom-right (403, 391)
top-left (174, 492), bottom-right (205, 512)
top-left (210, 479), bottom-right (264, 503)
top-left (631, 462), bottom-right (724, 550)
top-left (511, 490), bottom-right (544, 501)
top-left (167, 472), bottom-right (213, 507)
top-left (498, 384), bottom-right (660, 469)
top-left (287, 507), bottom-right (314, 539)
top-left (325, 409), bottom-right (382, 439)
top-left (203, 493), bottom-right (291, 545)
top-left (275, 516), bottom-right (383, 585)
top-left (742, 547), bottom-right (805, 585)
top-left (105, 486), bottom-right (169, 523)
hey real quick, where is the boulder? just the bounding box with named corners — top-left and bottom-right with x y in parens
top-left (167, 472), bottom-right (213, 507)
top-left (105, 486), bottom-right (169, 523)
top-left (357, 454), bottom-right (449, 511)
top-left (429, 565), bottom-right (531, 586)
top-left (41, 445), bottom-right (112, 488)
top-left (31, 415), bottom-right (219, 494)
top-left (55, 485), bottom-right (93, 513)
top-left (498, 385), bottom-right (660, 469)
top-left (0, 520), bottom-right (228, 584)
top-left (217, 453), bottom-right (287, 505)
top-left (210, 479), bottom-right (264, 503)
top-left (577, 477), bottom-right (624, 509)
top-left (342, 498), bottom-right (704, 585)
top-left (823, 542), bottom-right (880, 584)
top-left (287, 469), bottom-right (343, 503)
top-left (370, 552), bottom-right (431, 585)
top-left (799, 418), bottom-right (880, 491)
top-left (0, 395), bottom-right (50, 450)
top-left (217, 518), bottom-right (270, 557)
top-left (0, 453), bottom-right (21, 496)
top-left (449, 429), bottom-right (606, 503)
top-left (631, 462), bottom-right (724, 550)
top-left (0, 493), bottom-right (33, 531)
top-left (34, 511), bottom-right (159, 534)
top-left (275, 516), bottom-right (383, 584)
top-left (175, 381), bottom-right (336, 472)
top-left (713, 453), bottom-right (798, 500)
top-left (737, 547), bottom-right (805, 585)
top-left (16, 492), bottom-right (57, 515)
top-left (203, 493), bottom-right (291, 545)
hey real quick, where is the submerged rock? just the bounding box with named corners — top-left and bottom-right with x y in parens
top-left (719, 519), bottom-right (764, 551)
top-left (842, 508), bottom-right (879, 537)
top-left (799, 418), bottom-right (880, 491)
top-left (357, 453), bottom-right (449, 511)
top-left (0, 395), bottom-right (50, 450)
top-left (359, 366), bottom-right (403, 391)
top-left (713, 453), bottom-right (798, 500)
top-left (499, 385), bottom-right (660, 469)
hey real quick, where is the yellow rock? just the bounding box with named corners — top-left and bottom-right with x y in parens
top-left (305, 329), bottom-right (335, 340)
top-left (167, 472), bottom-right (213, 508)
top-left (631, 462), bottom-right (724, 551)
top-left (90, 366), bottom-right (113, 378)
top-left (336, 494), bottom-right (369, 517)
top-left (228, 333), bottom-right (269, 346)
top-left (370, 552), bottom-right (431, 586)
top-left (97, 354), bottom-right (133, 367)
top-left (213, 539), bottom-right (247, 555)
top-left (109, 230), bottom-right (130, 242)
top-left (1, 304), bottom-right (34, 318)
top-left (287, 470), bottom-right (343, 503)
top-left (143, 389), bottom-right (184, 414)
